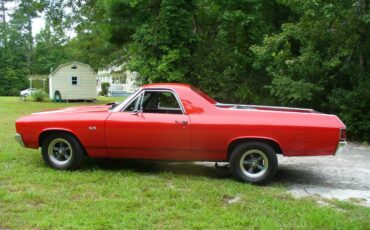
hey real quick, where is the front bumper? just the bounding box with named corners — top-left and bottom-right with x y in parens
top-left (335, 141), bottom-right (347, 155)
top-left (15, 133), bottom-right (25, 147)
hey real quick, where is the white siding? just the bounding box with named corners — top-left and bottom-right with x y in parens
top-left (97, 66), bottom-right (138, 95)
top-left (124, 71), bottom-right (138, 93)
top-left (49, 62), bottom-right (97, 100)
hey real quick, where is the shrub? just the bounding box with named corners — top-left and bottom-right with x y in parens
top-left (101, 82), bottom-right (110, 96)
top-left (32, 90), bottom-right (48, 102)
top-left (5, 88), bottom-right (20, 96)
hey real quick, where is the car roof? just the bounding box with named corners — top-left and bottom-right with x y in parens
top-left (142, 83), bottom-right (191, 90)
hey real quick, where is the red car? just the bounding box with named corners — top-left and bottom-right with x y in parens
top-left (15, 83), bottom-right (346, 184)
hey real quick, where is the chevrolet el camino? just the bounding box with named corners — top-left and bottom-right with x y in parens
top-left (15, 83), bottom-right (347, 184)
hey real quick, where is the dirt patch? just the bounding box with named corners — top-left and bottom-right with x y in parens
top-left (222, 195), bottom-right (241, 205)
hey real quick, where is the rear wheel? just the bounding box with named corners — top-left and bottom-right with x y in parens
top-left (229, 142), bottom-right (278, 184)
top-left (41, 133), bottom-right (85, 170)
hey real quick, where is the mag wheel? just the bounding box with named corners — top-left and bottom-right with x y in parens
top-left (229, 142), bottom-right (278, 184)
top-left (41, 133), bottom-right (85, 170)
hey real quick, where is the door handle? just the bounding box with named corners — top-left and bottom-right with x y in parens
top-left (175, 120), bottom-right (188, 125)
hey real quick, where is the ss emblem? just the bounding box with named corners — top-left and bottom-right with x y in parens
top-left (88, 126), bottom-right (97, 131)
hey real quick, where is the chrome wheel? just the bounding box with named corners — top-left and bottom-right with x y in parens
top-left (239, 149), bottom-right (269, 179)
top-left (48, 138), bottom-right (73, 166)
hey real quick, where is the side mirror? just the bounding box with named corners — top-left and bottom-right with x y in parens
top-left (130, 110), bottom-right (139, 116)
top-left (130, 110), bottom-right (142, 116)
top-left (106, 102), bottom-right (118, 109)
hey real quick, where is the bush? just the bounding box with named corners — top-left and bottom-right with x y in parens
top-left (101, 82), bottom-right (110, 96)
top-left (4, 88), bottom-right (20, 96)
top-left (32, 90), bottom-right (48, 102)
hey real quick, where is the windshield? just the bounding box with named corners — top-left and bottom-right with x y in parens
top-left (110, 88), bottom-right (142, 111)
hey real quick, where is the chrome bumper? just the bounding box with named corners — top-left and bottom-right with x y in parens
top-left (15, 133), bottom-right (25, 147)
top-left (335, 141), bottom-right (347, 155)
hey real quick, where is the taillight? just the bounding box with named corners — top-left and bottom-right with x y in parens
top-left (340, 128), bottom-right (346, 141)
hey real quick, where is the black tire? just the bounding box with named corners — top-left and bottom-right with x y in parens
top-left (41, 133), bottom-right (85, 170)
top-left (229, 141), bottom-right (278, 185)
top-left (54, 90), bottom-right (62, 102)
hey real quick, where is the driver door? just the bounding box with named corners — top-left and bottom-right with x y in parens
top-left (105, 89), bottom-right (191, 160)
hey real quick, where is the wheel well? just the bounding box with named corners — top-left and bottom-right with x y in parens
top-left (39, 130), bottom-right (86, 154)
top-left (227, 138), bottom-right (283, 160)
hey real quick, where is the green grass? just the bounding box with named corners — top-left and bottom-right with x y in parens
top-left (0, 96), bottom-right (369, 229)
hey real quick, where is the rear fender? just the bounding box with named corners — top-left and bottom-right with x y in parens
top-left (227, 136), bottom-right (284, 160)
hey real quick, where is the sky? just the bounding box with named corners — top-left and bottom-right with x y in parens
top-left (32, 16), bottom-right (45, 36)
top-left (5, 1), bottom-right (49, 37)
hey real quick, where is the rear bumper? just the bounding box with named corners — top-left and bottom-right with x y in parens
top-left (334, 141), bottom-right (347, 155)
top-left (15, 133), bottom-right (25, 147)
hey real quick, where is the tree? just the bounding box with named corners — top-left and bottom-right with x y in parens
top-left (32, 20), bottom-right (69, 74)
top-left (0, 0), bottom-right (12, 47)
top-left (100, 0), bottom-right (288, 103)
top-left (10, 0), bottom-right (45, 74)
top-left (190, 0), bottom-right (288, 103)
top-left (252, 0), bottom-right (370, 140)
top-left (100, 0), bottom-right (197, 83)
top-left (0, 26), bottom-right (29, 95)
top-left (43, 0), bottom-right (124, 71)
top-left (0, 0), bottom-right (29, 95)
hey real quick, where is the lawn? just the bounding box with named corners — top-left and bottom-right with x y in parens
top-left (0, 96), bottom-right (369, 229)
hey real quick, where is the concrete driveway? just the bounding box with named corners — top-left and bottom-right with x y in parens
top-left (275, 143), bottom-right (370, 207)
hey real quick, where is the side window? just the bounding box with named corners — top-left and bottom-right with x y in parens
top-left (71, 76), bottom-right (79, 85)
top-left (158, 92), bottom-right (180, 109)
top-left (124, 93), bottom-right (142, 112)
top-left (142, 91), bottom-right (182, 114)
top-left (123, 90), bottom-right (183, 114)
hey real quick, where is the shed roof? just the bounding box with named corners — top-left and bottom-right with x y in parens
top-left (49, 61), bottom-right (96, 78)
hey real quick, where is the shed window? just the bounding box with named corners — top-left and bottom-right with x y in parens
top-left (71, 76), bottom-right (79, 85)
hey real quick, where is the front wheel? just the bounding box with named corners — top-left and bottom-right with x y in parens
top-left (41, 133), bottom-right (85, 170)
top-left (229, 142), bottom-right (278, 184)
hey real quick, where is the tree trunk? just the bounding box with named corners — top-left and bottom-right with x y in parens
top-left (26, 13), bottom-right (33, 74)
top-left (192, 14), bottom-right (198, 34)
top-left (358, 0), bottom-right (368, 72)
top-left (0, 0), bottom-right (7, 46)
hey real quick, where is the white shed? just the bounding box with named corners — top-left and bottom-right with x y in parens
top-left (49, 62), bottom-right (97, 101)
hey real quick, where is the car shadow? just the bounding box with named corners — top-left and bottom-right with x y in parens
top-left (274, 165), bottom-right (329, 186)
top-left (82, 158), bottom-right (330, 186)
top-left (84, 158), bottom-right (232, 180)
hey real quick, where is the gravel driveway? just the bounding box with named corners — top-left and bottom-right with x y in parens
top-left (274, 143), bottom-right (370, 207)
